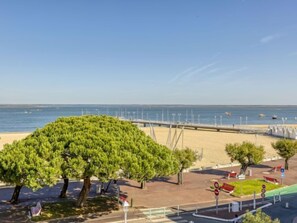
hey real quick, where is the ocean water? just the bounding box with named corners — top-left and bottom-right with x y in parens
top-left (0, 105), bottom-right (297, 133)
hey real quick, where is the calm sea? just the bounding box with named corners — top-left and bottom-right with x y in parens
top-left (0, 105), bottom-right (297, 133)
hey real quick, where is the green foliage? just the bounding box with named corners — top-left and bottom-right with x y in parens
top-left (228, 179), bottom-right (281, 197)
top-left (271, 139), bottom-right (297, 170)
top-left (0, 115), bottom-right (178, 206)
top-left (0, 137), bottom-right (62, 190)
top-left (225, 142), bottom-right (265, 174)
top-left (31, 115), bottom-right (178, 183)
top-left (243, 209), bottom-right (279, 223)
top-left (174, 148), bottom-right (198, 171)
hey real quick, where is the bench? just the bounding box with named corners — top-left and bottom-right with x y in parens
top-left (263, 176), bottom-right (279, 184)
top-left (227, 172), bottom-right (238, 179)
top-left (272, 165), bottom-right (282, 172)
top-left (220, 183), bottom-right (235, 193)
top-left (30, 201), bottom-right (42, 217)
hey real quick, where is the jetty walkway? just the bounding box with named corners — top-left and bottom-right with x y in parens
top-left (128, 119), bottom-right (266, 134)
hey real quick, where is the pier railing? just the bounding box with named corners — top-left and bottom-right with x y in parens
top-left (123, 118), bottom-right (266, 134)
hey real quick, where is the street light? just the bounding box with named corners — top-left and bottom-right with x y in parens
top-left (123, 200), bottom-right (129, 223)
top-left (132, 112), bottom-right (136, 120)
top-left (172, 113), bottom-right (176, 123)
top-left (282, 117), bottom-right (287, 125)
top-left (178, 113), bottom-right (181, 123)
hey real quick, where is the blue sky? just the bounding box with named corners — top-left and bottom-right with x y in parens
top-left (0, 0), bottom-right (296, 104)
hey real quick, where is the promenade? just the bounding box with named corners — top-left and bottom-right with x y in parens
top-left (1, 155), bottom-right (297, 222)
top-left (130, 119), bottom-right (266, 134)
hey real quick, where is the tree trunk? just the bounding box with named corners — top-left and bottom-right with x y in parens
top-left (178, 171), bottom-right (183, 185)
top-left (140, 181), bottom-right (146, 189)
top-left (10, 185), bottom-right (23, 204)
top-left (240, 165), bottom-right (248, 175)
top-left (76, 177), bottom-right (91, 207)
top-left (59, 177), bottom-right (69, 198)
top-left (105, 180), bottom-right (112, 192)
top-left (285, 158), bottom-right (289, 170)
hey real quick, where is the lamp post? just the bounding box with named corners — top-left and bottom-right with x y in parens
top-left (214, 116), bottom-right (217, 126)
top-left (220, 115), bottom-right (222, 126)
top-left (172, 113), bottom-right (176, 123)
top-left (123, 201), bottom-right (129, 223)
top-left (282, 117), bottom-right (287, 125)
top-left (178, 113), bottom-right (181, 123)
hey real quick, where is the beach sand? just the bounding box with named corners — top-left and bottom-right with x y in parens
top-left (0, 132), bottom-right (30, 150)
top-left (0, 127), bottom-right (280, 169)
top-left (140, 126), bottom-right (280, 168)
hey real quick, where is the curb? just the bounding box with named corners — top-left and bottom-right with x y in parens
top-left (192, 202), bottom-right (272, 222)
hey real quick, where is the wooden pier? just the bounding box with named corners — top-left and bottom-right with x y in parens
top-left (128, 119), bottom-right (266, 134)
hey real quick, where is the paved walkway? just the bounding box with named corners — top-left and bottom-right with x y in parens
top-left (1, 156), bottom-right (297, 222)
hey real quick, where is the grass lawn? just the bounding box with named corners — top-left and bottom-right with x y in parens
top-left (32, 196), bottom-right (119, 222)
top-left (228, 179), bottom-right (282, 197)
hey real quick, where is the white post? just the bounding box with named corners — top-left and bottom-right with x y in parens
top-left (240, 201), bottom-right (242, 211)
top-left (279, 192), bottom-right (281, 202)
top-left (123, 201), bottom-right (129, 223)
top-left (253, 191), bottom-right (256, 209)
top-left (273, 194), bottom-right (276, 204)
top-left (177, 205), bottom-right (180, 216)
top-left (228, 203), bottom-right (231, 212)
top-left (124, 211), bottom-right (127, 223)
top-left (215, 196), bottom-right (218, 214)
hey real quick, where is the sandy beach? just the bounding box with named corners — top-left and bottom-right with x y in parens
top-left (140, 126), bottom-right (280, 168)
top-left (0, 132), bottom-right (30, 150)
top-left (0, 127), bottom-right (280, 169)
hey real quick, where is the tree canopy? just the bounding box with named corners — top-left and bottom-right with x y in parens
top-left (225, 141), bottom-right (265, 174)
top-left (174, 148), bottom-right (198, 184)
top-left (0, 136), bottom-right (62, 203)
top-left (1, 115), bottom-right (178, 207)
top-left (271, 139), bottom-right (297, 170)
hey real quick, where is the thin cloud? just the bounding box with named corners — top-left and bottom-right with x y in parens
top-left (168, 62), bottom-right (217, 84)
top-left (223, 67), bottom-right (248, 76)
top-left (260, 33), bottom-right (282, 44)
top-left (168, 66), bottom-right (195, 84)
top-left (206, 68), bottom-right (222, 74)
top-left (184, 62), bottom-right (217, 79)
